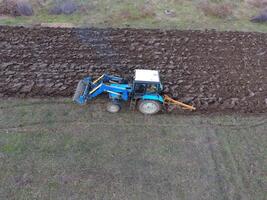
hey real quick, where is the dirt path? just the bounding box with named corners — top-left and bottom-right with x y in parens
top-left (0, 26), bottom-right (267, 113)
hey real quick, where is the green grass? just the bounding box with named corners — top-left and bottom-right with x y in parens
top-left (0, 98), bottom-right (266, 199)
top-left (0, 0), bottom-right (267, 32)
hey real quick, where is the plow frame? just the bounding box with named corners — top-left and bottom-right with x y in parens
top-left (163, 95), bottom-right (196, 112)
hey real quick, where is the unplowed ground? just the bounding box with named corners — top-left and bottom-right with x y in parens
top-left (0, 99), bottom-right (266, 199)
top-left (0, 26), bottom-right (267, 113)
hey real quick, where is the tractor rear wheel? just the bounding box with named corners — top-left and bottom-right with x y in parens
top-left (138, 100), bottom-right (161, 115)
top-left (106, 102), bottom-right (121, 113)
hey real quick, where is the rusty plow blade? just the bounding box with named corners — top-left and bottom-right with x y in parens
top-left (164, 95), bottom-right (196, 111)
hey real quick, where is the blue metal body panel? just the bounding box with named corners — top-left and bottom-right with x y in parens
top-left (108, 84), bottom-right (132, 100)
top-left (141, 94), bottom-right (164, 103)
top-left (90, 84), bottom-right (131, 101)
top-left (77, 95), bottom-right (87, 105)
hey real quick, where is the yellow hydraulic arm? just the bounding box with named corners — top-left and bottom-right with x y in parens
top-left (164, 95), bottom-right (196, 111)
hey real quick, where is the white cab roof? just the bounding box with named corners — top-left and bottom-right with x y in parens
top-left (134, 69), bottom-right (160, 83)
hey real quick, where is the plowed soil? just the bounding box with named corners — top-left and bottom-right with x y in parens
top-left (0, 26), bottom-right (267, 113)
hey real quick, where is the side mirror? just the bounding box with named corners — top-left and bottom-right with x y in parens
top-left (159, 84), bottom-right (163, 91)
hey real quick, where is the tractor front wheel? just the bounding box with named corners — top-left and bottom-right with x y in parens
top-left (106, 102), bottom-right (121, 113)
top-left (138, 100), bottom-right (161, 115)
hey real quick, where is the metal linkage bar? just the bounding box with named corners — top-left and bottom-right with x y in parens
top-left (164, 95), bottom-right (196, 111)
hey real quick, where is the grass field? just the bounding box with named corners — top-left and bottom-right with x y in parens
top-left (0, 0), bottom-right (267, 32)
top-left (0, 98), bottom-right (266, 199)
top-left (1, 1), bottom-right (267, 199)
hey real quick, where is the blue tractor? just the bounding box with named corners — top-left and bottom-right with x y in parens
top-left (73, 69), bottom-right (195, 115)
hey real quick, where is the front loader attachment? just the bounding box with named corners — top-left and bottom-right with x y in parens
top-left (73, 74), bottom-right (128, 105)
top-left (73, 77), bottom-right (92, 105)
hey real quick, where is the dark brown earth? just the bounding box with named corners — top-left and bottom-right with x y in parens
top-left (0, 26), bottom-right (266, 113)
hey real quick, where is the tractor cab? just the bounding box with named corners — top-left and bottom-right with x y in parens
top-left (129, 69), bottom-right (164, 114)
top-left (133, 69), bottom-right (163, 97)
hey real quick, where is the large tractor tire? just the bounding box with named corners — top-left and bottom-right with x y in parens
top-left (138, 100), bottom-right (162, 115)
top-left (106, 102), bottom-right (121, 113)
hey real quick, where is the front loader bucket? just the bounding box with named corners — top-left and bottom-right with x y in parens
top-left (73, 80), bottom-right (89, 105)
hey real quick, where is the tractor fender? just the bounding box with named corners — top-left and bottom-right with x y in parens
top-left (141, 94), bottom-right (164, 103)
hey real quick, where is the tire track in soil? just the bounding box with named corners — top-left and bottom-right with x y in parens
top-left (205, 132), bottom-right (229, 200)
top-left (0, 26), bottom-right (267, 114)
top-left (214, 129), bottom-right (250, 200)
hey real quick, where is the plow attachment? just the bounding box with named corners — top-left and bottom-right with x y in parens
top-left (164, 95), bottom-right (196, 111)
